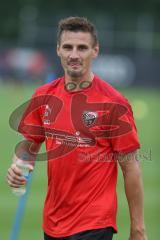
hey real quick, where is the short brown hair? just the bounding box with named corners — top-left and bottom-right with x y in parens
top-left (57, 16), bottom-right (98, 46)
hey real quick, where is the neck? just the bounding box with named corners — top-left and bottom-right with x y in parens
top-left (64, 72), bottom-right (94, 91)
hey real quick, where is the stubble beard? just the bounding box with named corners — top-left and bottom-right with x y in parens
top-left (67, 69), bottom-right (83, 79)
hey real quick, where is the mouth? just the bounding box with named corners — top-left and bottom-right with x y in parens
top-left (68, 62), bottom-right (82, 68)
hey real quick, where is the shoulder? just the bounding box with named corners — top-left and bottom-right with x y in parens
top-left (94, 75), bottom-right (131, 107)
top-left (33, 77), bottom-right (63, 96)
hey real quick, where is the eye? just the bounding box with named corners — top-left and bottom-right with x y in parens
top-left (62, 44), bottom-right (72, 50)
top-left (78, 45), bottom-right (88, 51)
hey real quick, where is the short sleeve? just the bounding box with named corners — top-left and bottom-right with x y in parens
top-left (18, 90), bottom-right (45, 144)
top-left (110, 101), bottom-right (140, 153)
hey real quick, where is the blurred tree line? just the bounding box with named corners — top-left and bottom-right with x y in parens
top-left (0, 0), bottom-right (160, 41)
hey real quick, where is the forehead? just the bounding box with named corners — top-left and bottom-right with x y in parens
top-left (59, 31), bottom-right (93, 46)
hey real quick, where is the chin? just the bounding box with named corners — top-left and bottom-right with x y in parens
top-left (67, 70), bottom-right (83, 78)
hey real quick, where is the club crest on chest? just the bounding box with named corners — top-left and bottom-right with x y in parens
top-left (82, 111), bottom-right (97, 127)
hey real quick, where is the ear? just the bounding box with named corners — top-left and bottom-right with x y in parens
top-left (57, 44), bottom-right (60, 57)
top-left (92, 44), bottom-right (99, 59)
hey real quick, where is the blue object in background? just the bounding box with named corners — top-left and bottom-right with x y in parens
top-left (45, 72), bottom-right (56, 83)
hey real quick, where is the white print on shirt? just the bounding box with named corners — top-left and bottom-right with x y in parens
top-left (43, 105), bottom-right (52, 125)
top-left (45, 131), bottom-right (94, 148)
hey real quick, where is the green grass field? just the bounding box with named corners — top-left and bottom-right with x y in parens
top-left (0, 84), bottom-right (159, 240)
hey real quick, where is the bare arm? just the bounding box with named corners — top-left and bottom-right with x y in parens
top-left (118, 151), bottom-right (147, 240)
top-left (7, 140), bottom-right (41, 188)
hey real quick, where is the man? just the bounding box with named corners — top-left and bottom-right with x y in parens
top-left (7, 17), bottom-right (147, 240)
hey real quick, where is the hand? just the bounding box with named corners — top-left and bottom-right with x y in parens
top-left (129, 228), bottom-right (148, 240)
top-left (6, 163), bottom-right (32, 188)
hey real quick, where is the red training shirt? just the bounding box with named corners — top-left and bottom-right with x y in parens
top-left (19, 75), bottom-right (140, 237)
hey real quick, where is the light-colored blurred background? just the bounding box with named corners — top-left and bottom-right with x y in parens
top-left (0, 1), bottom-right (160, 239)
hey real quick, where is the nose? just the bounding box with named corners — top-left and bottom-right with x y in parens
top-left (69, 47), bottom-right (79, 59)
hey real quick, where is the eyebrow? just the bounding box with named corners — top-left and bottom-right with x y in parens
top-left (62, 43), bottom-right (89, 48)
top-left (62, 44), bottom-right (72, 47)
top-left (78, 44), bottom-right (89, 49)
